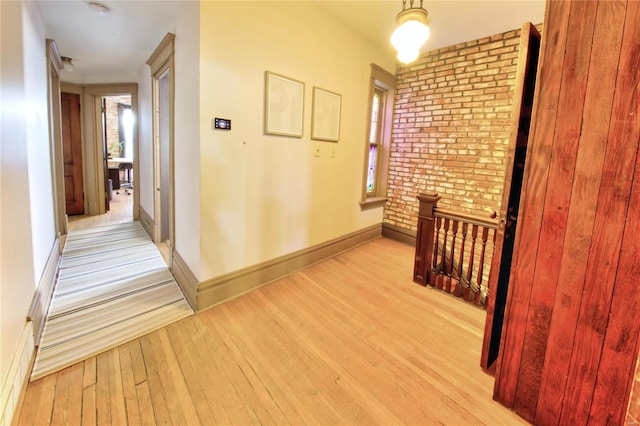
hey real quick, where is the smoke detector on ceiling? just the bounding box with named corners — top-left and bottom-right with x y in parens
top-left (88, 2), bottom-right (110, 15)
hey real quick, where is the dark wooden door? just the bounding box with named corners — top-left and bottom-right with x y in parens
top-left (61, 92), bottom-right (84, 215)
top-left (480, 22), bottom-right (540, 371)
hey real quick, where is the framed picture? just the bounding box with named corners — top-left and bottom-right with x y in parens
top-left (264, 71), bottom-right (304, 138)
top-left (311, 86), bottom-right (341, 142)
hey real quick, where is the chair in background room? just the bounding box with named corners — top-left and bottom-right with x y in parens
top-left (119, 162), bottom-right (133, 194)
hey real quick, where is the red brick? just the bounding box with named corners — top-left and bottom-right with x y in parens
top-left (385, 25), bottom-right (525, 254)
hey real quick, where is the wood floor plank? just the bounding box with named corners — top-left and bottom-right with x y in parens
top-left (17, 237), bottom-right (527, 425)
top-left (134, 381), bottom-right (156, 425)
top-left (163, 321), bottom-right (218, 423)
top-left (179, 315), bottom-right (234, 425)
top-left (50, 366), bottom-right (70, 425)
top-left (222, 295), bottom-right (345, 425)
top-left (108, 348), bottom-right (127, 426)
top-left (33, 374), bottom-right (56, 425)
top-left (81, 385), bottom-right (96, 426)
top-left (138, 333), bottom-right (174, 425)
top-left (128, 339), bottom-right (147, 386)
top-left (201, 310), bottom-right (266, 425)
top-left (17, 375), bottom-right (44, 425)
top-left (95, 352), bottom-right (111, 425)
top-left (254, 288), bottom-right (403, 425)
top-left (157, 328), bottom-right (201, 425)
top-left (65, 362), bottom-right (84, 425)
top-left (82, 357), bottom-right (96, 389)
top-left (119, 342), bottom-right (142, 426)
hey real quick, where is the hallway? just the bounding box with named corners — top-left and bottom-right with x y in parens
top-left (68, 186), bottom-right (133, 232)
top-left (16, 237), bottom-right (526, 425)
top-left (31, 221), bottom-right (193, 380)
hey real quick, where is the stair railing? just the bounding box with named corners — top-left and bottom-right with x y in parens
top-left (413, 193), bottom-right (498, 307)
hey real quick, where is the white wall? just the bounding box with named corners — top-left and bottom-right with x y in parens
top-left (23, 1), bottom-right (56, 281)
top-left (137, 64), bottom-right (154, 217)
top-left (1, 0), bottom-right (53, 412)
top-left (1, 0), bottom-right (36, 384)
top-left (174, 1), bottom-right (200, 276)
top-left (197, 2), bottom-right (396, 280)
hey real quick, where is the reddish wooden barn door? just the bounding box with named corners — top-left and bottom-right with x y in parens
top-left (480, 22), bottom-right (541, 372)
top-left (493, 0), bottom-right (640, 424)
top-left (61, 92), bottom-right (84, 215)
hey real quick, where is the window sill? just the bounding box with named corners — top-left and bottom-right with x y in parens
top-left (359, 197), bottom-right (388, 210)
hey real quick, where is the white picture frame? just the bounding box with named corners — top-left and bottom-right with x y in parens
top-left (311, 86), bottom-right (341, 142)
top-left (264, 71), bottom-right (305, 138)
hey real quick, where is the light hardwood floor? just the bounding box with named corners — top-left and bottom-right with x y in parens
top-left (68, 187), bottom-right (133, 232)
top-left (15, 237), bottom-right (527, 425)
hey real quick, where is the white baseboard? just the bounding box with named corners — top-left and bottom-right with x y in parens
top-left (0, 322), bottom-right (35, 425)
top-left (172, 250), bottom-right (198, 309)
top-left (27, 237), bottom-right (61, 346)
top-left (139, 206), bottom-right (156, 242)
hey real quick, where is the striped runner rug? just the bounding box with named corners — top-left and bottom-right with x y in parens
top-left (31, 221), bottom-right (193, 380)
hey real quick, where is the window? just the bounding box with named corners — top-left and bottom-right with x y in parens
top-left (360, 64), bottom-right (395, 209)
top-left (367, 88), bottom-right (384, 194)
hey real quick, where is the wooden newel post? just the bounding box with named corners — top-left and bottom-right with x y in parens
top-left (413, 193), bottom-right (441, 286)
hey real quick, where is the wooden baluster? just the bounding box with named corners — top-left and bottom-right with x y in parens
top-left (465, 224), bottom-right (478, 301)
top-left (486, 228), bottom-right (497, 297)
top-left (447, 220), bottom-right (458, 293)
top-left (455, 222), bottom-right (468, 297)
top-left (431, 216), bottom-right (442, 287)
top-left (438, 218), bottom-right (450, 290)
top-left (475, 226), bottom-right (491, 305)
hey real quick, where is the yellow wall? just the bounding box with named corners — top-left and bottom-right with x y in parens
top-left (196, 2), bottom-right (396, 280)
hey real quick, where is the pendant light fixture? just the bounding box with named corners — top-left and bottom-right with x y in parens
top-left (391, 0), bottom-right (430, 64)
top-left (61, 56), bottom-right (74, 72)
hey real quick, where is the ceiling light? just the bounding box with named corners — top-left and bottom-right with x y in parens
top-left (391, 0), bottom-right (430, 64)
top-left (61, 57), bottom-right (74, 72)
top-left (88, 2), bottom-right (110, 15)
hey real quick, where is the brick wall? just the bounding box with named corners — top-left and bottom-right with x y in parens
top-left (384, 27), bottom-right (526, 232)
top-left (105, 95), bottom-right (131, 158)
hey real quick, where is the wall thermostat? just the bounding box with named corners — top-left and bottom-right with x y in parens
top-left (214, 118), bottom-right (231, 130)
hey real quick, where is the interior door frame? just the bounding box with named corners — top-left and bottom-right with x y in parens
top-left (147, 33), bottom-right (175, 262)
top-left (45, 40), bottom-right (67, 238)
top-left (83, 84), bottom-right (139, 218)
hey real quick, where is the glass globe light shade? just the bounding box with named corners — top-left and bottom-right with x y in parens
top-left (391, 20), bottom-right (430, 53)
top-left (396, 48), bottom-right (420, 64)
top-left (390, 6), bottom-right (430, 64)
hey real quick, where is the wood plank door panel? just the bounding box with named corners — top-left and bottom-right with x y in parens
top-left (61, 92), bottom-right (84, 215)
top-left (480, 22), bottom-right (540, 372)
top-left (493, 0), bottom-right (640, 423)
top-left (513, 1), bottom-right (598, 420)
top-left (492, 0), bottom-right (571, 409)
top-left (534, 1), bottom-right (627, 423)
top-left (590, 5), bottom-right (640, 423)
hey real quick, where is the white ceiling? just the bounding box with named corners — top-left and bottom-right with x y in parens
top-left (37, 0), bottom-right (546, 84)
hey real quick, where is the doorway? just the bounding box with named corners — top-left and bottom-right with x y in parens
top-left (103, 94), bottom-right (134, 223)
top-left (61, 84), bottom-right (139, 230)
top-left (147, 33), bottom-right (175, 265)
